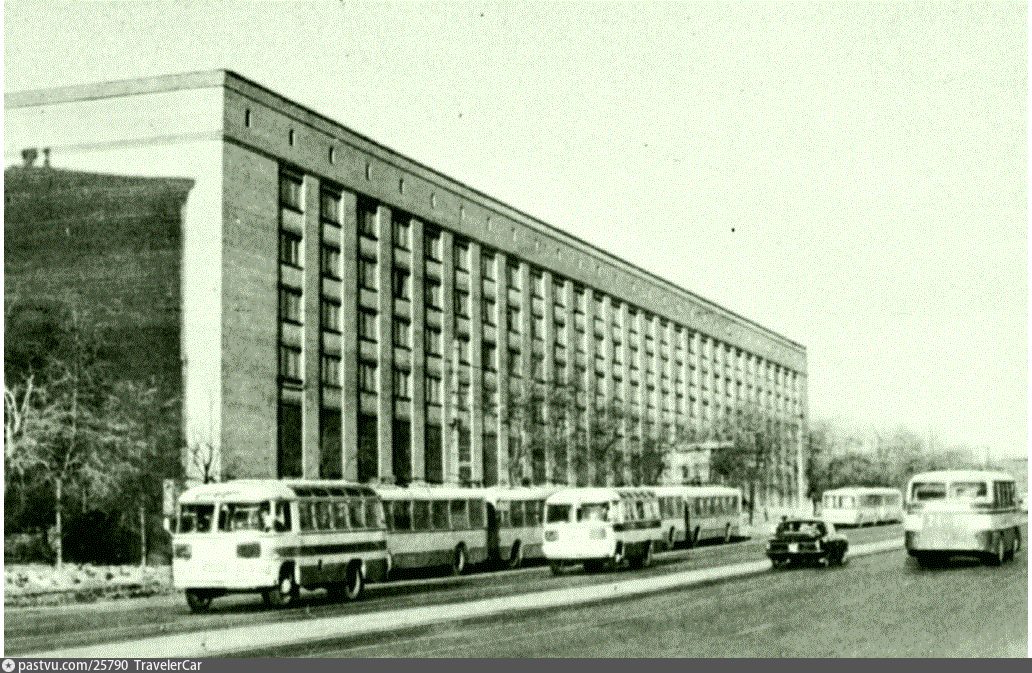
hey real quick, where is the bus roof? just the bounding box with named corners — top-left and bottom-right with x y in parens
top-left (822, 486), bottom-right (901, 496)
top-left (372, 484), bottom-right (487, 500)
top-left (650, 485), bottom-right (742, 497)
top-left (907, 470), bottom-right (1016, 484)
top-left (545, 487), bottom-right (656, 505)
top-left (482, 486), bottom-right (562, 503)
top-left (178, 479), bottom-right (377, 503)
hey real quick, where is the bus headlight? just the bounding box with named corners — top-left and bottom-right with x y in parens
top-left (589, 527), bottom-right (607, 540)
top-left (236, 543), bottom-right (261, 558)
top-left (174, 544), bottom-right (191, 560)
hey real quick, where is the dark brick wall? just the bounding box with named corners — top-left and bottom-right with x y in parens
top-left (4, 166), bottom-right (195, 454)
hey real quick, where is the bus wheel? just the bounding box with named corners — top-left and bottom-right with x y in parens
top-left (988, 536), bottom-right (1006, 566)
top-left (265, 569), bottom-right (299, 608)
top-left (451, 544), bottom-right (468, 576)
top-left (633, 542), bottom-right (653, 569)
top-left (723, 524), bottom-right (732, 543)
top-left (667, 528), bottom-right (676, 550)
top-left (185, 589), bottom-right (212, 613)
top-left (549, 561), bottom-right (565, 576)
top-left (507, 541), bottom-right (523, 570)
top-left (343, 562), bottom-right (364, 600)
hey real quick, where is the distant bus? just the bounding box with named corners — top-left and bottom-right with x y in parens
top-left (484, 486), bottom-right (560, 568)
top-left (821, 486), bottom-right (903, 527)
top-left (904, 470), bottom-right (1022, 567)
top-left (375, 485), bottom-right (489, 576)
top-left (651, 485), bottom-right (744, 549)
top-left (542, 487), bottom-right (664, 573)
top-left (172, 480), bottom-right (388, 612)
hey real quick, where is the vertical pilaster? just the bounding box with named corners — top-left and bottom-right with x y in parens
top-left (301, 174), bottom-right (322, 478)
top-left (495, 252), bottom-right (510, 486)
top-left (619, 301), bottom-right (632, 485)
top-left (375, 204), bottom-right (394, 483)
top-left (440, 229), bottom-right (456, 484)
top-left (583, 288), bottom-right (597, 485)
top-left (541, 271), bottom-right (556, 484)
top-left (339, 192), bottom-right (359, 481)
top-left (469, 241), bottom-right (485, 485)
top-left (519, 262), bottom-right (532, 481)
top-left (410, 217), bottom-right (427, 482)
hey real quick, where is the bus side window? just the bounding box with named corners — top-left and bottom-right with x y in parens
top-left (315, 501), bottom-right (332, 530)
top-left (498, 502), bottom-right (510, 528)
top-left (432, 501), bottom-right (450, 530)
top-left (510, 501), bottom-right (525, 528)
top-left (450, 499), bottom-right (469, 530)
top-left (412, 500), bottom-right (430, 531)
top-left (349, 499), bottom-right (366, 529)
top-left (275, 501), bottom-right (292, 532)
top-left (299, 502), bottom-right (314, 531)
top-left (635, 501), bottom-right (646, 519)
top-left (365, 498), bottom-right (381, 530)
top-left (469, 500), bottom-right (485, 529)
top-left (331, 501), bottom-right (349, 530)
top-left (527, 500), bottom-right (541, 527)
top-left (393, 500), bottom-right (413, 531)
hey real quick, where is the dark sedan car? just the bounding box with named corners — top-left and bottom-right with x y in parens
top-left (766, 518), bottom-right (848, 568)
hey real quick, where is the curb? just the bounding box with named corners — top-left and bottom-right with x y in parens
top-left (28, 538), bottom-right (904, 658)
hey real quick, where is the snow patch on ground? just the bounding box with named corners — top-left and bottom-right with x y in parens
top-left (4, 564), bottom-right (173, 606)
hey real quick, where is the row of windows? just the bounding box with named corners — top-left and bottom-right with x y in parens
top-left (297, 497), bottom-right (385, 532)
top-left (385, 498), bottom-right (487, 532)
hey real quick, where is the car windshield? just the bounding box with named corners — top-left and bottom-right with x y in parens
top-left (777, 521), bottom-right (825, 536)
top-left (546, 504), bottom-right (572, 523)
top-left (576, 503), bottom-right (610, 522)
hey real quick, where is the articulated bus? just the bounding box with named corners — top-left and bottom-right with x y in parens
top-left (651, 485), bottom-right (744, 549)
top-left (374, 485), bottom-right (489, 576)
top-left (484, 486), bottom-right (560, 568)
top-left (821, 486), bottom-right (903, 527)
top-left (904, 470), bottom-right (1022, 567)
top-left (172, 480), bottom-right (389, 612)
top-left (542, 488), bottom-right (665, 573)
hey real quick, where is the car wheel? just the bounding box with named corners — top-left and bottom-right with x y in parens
top-left (451, 544), bottom-right (468, 576)
top-left (988, 536), bottom-right (1006, 566)
top-left (265, 571), bottom-right (299, 608)
top-left (185, 589), bottom-right (212, 613)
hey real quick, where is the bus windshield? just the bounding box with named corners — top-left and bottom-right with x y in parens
top-left (912, 482), bottom-right (947, 501)
top-left (949, 482), bottom-right (988, 500)
top-left (218, 502), bottom-right (271, 532)
top-left (177, 504), bottom-right (215, 533)
top-left (576, 503), bottom-right (610, 522)
top-left (546, 504), bottom-right (572, 523)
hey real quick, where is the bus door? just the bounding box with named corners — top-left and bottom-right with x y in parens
top-left (486, 501), bottom-right (500, 560)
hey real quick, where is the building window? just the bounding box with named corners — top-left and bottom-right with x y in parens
top-left (393, 319), bottom-right (411, 348)
top-left (457, 337), bottom-right (470, 364)
top-left (426, 375), bottom-right (443, 405)
top-left (455, 290), bottom-right (470, 318)
top-left (321, 298), bottom-right (341, 332)
top-left (359, 257), bottom-right (378, 291)
top-left (532, 355), bottom-right (544, 382)
top-left (532, 271), bottom-right (544, 298)
top-left (321, 354), bottom-right (341, 387)
top-left (279, 287), bottom-right (302, 324)
top-left (508, 349), bottom-right (523, 376)
top-left (279, 345), bottom-right (302, 382)
top-left (507, 306), bottom-right (521, 334)
top-left (278, 401), bottom-right (302, 478)
top-left (393, 268), bottom-right (411, 300)
top-left (483, 343), bottom-right (497, 371)
top-left (481, 252), bottom-right (496, 280)
top-left (359, 308), bottom-right (378, 342)
top-left (482, 298), bottom-right (496, 326)
top-left (455, 241), bottom-right (471, 272)
top-left (393, 213), bottom-right (411, 250)
top-left (279, 231), bottom-right (302, 267)
top-left (280, 171), bottom-right (303, 211)
top-left (393, 368), bottom-right (412, 400)
top-left (506, 262), bottom-right (521, 289)
top-left (425, 227), bottom-right (443, 261)
top-left (320, 189), bottom-right (342, 224)
top-left (425, 280), bottom-right (442, 309)
top-left (532, 315), bottom-right (544, 341)
top-left (426, 328), bottom-right (442, 356)
top-left (321, 244), bottom-right (341, 279)
top-left (359, 361), bottom-right (378, 393)
top-left (358, 197), bottom-right (378, 239)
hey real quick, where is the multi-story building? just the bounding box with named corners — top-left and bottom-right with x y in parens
top-left (5, 71), bottom-right (808, 504)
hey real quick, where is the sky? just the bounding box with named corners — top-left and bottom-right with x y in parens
top-left (3, 1), bottom-right (1027, 458)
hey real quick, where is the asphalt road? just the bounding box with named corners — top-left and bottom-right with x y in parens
top-left (6, 524), bottom-right (905, 655)
top-left (266, 543), bottom-right (1028, 657)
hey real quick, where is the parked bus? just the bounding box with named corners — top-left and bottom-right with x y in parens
top-left (542, 488), bottom-right (664, 573)
top-left (172, 480), bottom-right (388, 612)
top-left (682, 485), bottom-right (743, 544)
top-left (484, 486), bottom-right (559, 568)
top-left (821, 486), bottom-right (903, 527)
top-left (652, 486), bottom-right (691, 549)
top-left (375, 485), bottom-right (489, 576)
top-left (904, 470), bottom-right (1022, 567)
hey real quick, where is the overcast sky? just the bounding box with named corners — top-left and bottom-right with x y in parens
top-left (4, 1), bottom-right (1027, 458)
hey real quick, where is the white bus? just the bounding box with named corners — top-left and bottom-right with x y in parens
top-left (375, 485), bottom-right (489, 576)
top-left (904, 470), bottom-right (1022, 567)
top-left (172, 480), bottom-right (389, 612)
top-left (682, 485), bottom-right (743, 544)
top-left (821, 486), bottom-right (903, 527)
top-left (542, 488), bottom-right (664, 573)
top-left (484, 486), bottom-right (560, 568)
